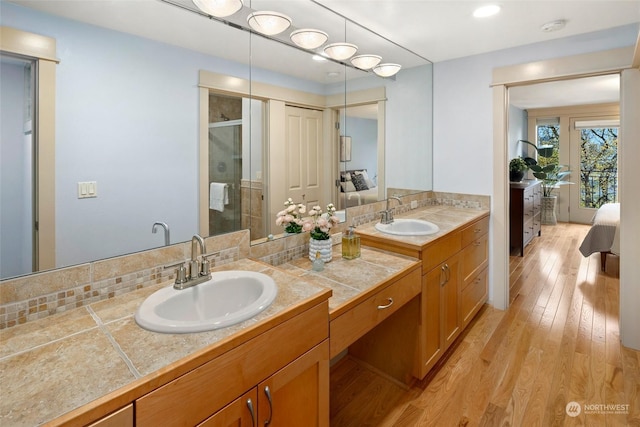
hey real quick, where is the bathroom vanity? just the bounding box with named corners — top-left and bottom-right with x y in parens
top-left (356, 206), bottom-right (490, 379)
top-left (0, 203), bottom-right (489, 426)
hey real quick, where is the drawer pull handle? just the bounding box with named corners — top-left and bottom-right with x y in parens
top-left (377, 298), bottom-right (394, 309)
top-left (474, 228), bottom-right (482, 233)
top-left (263, 386), bottom-right (273, 426)
top-left (473, 241), bottom-right (481, 246)
top-left (247, 398), bottom-right (256, 426)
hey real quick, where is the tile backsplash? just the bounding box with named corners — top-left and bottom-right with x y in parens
top-left (0, 191), bottom-right (489, 329)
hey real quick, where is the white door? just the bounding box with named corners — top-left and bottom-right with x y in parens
top-left (569, 116), bottom-right (619, 223)
top-left (283, 106), bottom-right (323, 210)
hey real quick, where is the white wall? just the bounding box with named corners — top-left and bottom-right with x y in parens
top-left (343, 116), bottom-right (377, 179)
top-left (508, 104), bottom-right (527, 160)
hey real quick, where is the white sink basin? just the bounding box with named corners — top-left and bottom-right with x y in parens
top-left (375, 218), bottom-right (440, 236)
top-left (135, 271), bottom-right (278, 333)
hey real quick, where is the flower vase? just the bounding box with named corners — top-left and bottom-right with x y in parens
top-left (309, 238), bottom-right (332, 263)
top-left (541, 195), bottom-right (558, 225)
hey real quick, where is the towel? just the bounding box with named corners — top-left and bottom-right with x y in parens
top-left (210, 182), bottom-right (229, 212)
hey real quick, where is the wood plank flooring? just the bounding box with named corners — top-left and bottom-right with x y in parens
top-left (330, 222), bottom-right (639, 426)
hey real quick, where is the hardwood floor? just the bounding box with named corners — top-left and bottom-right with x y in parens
top-left (330, 222), bottom-right (640, 426)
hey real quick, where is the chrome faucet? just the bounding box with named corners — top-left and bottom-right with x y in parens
top-left (190, 234), bottom-right (207, 279)
top-left (167, 234), bottom-right (212, 290)
top-left (380, 196), bottom-right (403, 224)
top-left (152, 221), bottom-right (170, 246)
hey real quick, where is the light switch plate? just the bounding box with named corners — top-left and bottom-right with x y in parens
top-left (410, 200), bottom-right (418, 209)
top-left (78, 181), bottom-right (97, 199)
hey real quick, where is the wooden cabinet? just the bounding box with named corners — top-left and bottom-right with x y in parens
top-left (330, 267), bottom-right (421, 359)
top-left (200, 342), bottom-right (329, 427)
top-left (510, 180), bottom-right (541, 256)
top-left (87, 404), bottom-right (133, 427)
top-left (414, 214), bottom-right (490, 379)
top-left (136, 301), bottom-right (329, 427)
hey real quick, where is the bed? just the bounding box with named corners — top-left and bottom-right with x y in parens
top-left (339, 169), bottom-right (380, 209)
top-left (578, 202), bottom-right (620, 270)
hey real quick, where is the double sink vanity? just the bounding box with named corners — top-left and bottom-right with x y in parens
top-left (0, 203), bottom-right (489, 427)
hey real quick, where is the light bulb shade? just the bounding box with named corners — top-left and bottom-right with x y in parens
top-left (323, 43), bottom-right (358, 60)
top-left (373, 63), bottom-right (402, 77)
top-left (290, 29), bottom-right (329, 50)
top-left (350, 54), bottom-right (382, 70)
top-left (247, 11), bottom-right (292, 35)
top-left (192, 0), bottom-right (243, 17)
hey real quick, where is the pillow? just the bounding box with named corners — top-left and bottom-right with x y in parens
top-left (351, 173), bottom-right (369, 191)
top-left (340, 181), bottom-right (357, 192)
top-left (365, 178), bottom-right (376, 188)
top-left (355, 170), bottom-right (370, 181)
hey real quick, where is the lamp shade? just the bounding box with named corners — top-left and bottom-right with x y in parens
top-left (247, 11), bottom-right (292, 35)
top-left (290, 29), bottom-right (328, 50)
top-left (323, 43), bottom-right (358, 60)
top-left (350, 54), bottom-right (382, 70)
top-left (373, 63), bottom-right (402, 77)
top-left (192, 0), bottom-right (243, 17)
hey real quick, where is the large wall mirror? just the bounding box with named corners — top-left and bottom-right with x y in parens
top-left (0, 0), bottom-right (433, 280)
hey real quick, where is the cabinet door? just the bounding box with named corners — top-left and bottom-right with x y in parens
top-left (417, 266), bottom-right (442, 378)
top-left (441, 254), bottom-right (461, 351)
top-left (199, 389), bottom-right (257, 427)
top-left (258, 341), bottom-right (329, 427)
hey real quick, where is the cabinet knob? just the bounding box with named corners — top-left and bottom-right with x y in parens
top-left (377, 298), bottom-right (394, 310)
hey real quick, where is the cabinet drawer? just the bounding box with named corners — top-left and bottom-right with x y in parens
top-left (422, 232), bottom-right (461, 273)
top-left (461, 267), bottom-right (488, 327)
top-left (136, 301), bottom-right (329, 427)
top-left (330, 268), bottom-right (421, 358)
top-left (461, 233), bottom-right (488, 286)
top-left (461, 215), bottom-right (489, 247)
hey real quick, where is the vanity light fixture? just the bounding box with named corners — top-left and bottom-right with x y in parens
top-left (373, 63), bottom-right (402, 77)
top-left (350, 54), bottom-right (382, 70)
top-left (290, 29), bottom-right (329, 50)
top-left (247, 11), bottom-right (292, 35)
top-left (473, 4), bottom-right (501, 18)
top-left (323, 42), bottom-right (358, 61)
top-left (192, 0), bottom-right (243, 18)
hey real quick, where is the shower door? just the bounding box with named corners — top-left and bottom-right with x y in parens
top-left (208, 120), bottom-right (242, 236)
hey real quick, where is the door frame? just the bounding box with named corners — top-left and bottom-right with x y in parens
top-left (492, 45), bottom-right (640, 349)
top-left (1, 27), bottom-right (57, 273)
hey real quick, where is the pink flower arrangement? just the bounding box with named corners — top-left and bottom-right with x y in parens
top-left (302, 203), bottom-right (340, 240)
top-left (275, 198), bottom-right (305, 234)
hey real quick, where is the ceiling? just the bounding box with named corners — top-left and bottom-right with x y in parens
top-left (6, 0), bottom-right (640, 108)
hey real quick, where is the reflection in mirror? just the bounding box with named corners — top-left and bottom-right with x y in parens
top-left (0, 0), bottom-right (432, 281)
top-left (338, 104), bottom-right (383, 209)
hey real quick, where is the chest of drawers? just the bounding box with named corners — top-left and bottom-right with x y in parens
top-left (510, 180), bottom-right (542, 256)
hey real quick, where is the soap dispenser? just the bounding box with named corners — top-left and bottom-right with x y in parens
top-left (312, 251), bottom-right (325, 272)
top-left (342, 225), bottom-right (361, 260)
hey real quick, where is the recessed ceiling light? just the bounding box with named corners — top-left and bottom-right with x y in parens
top-left (473, 4), bottom-right (501, 18)
top-left (540, 19), bottom-right (567, 32)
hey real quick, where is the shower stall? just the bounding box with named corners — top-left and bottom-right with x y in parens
top-left (208, 119), bottom-right (242, 237)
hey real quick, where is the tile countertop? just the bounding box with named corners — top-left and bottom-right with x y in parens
top-left (355, 205), bottom-right (491, 250)
top-left (280, 246), bottom-right (421, 320)
top-left (0, 258), bottom-right (331, 427)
